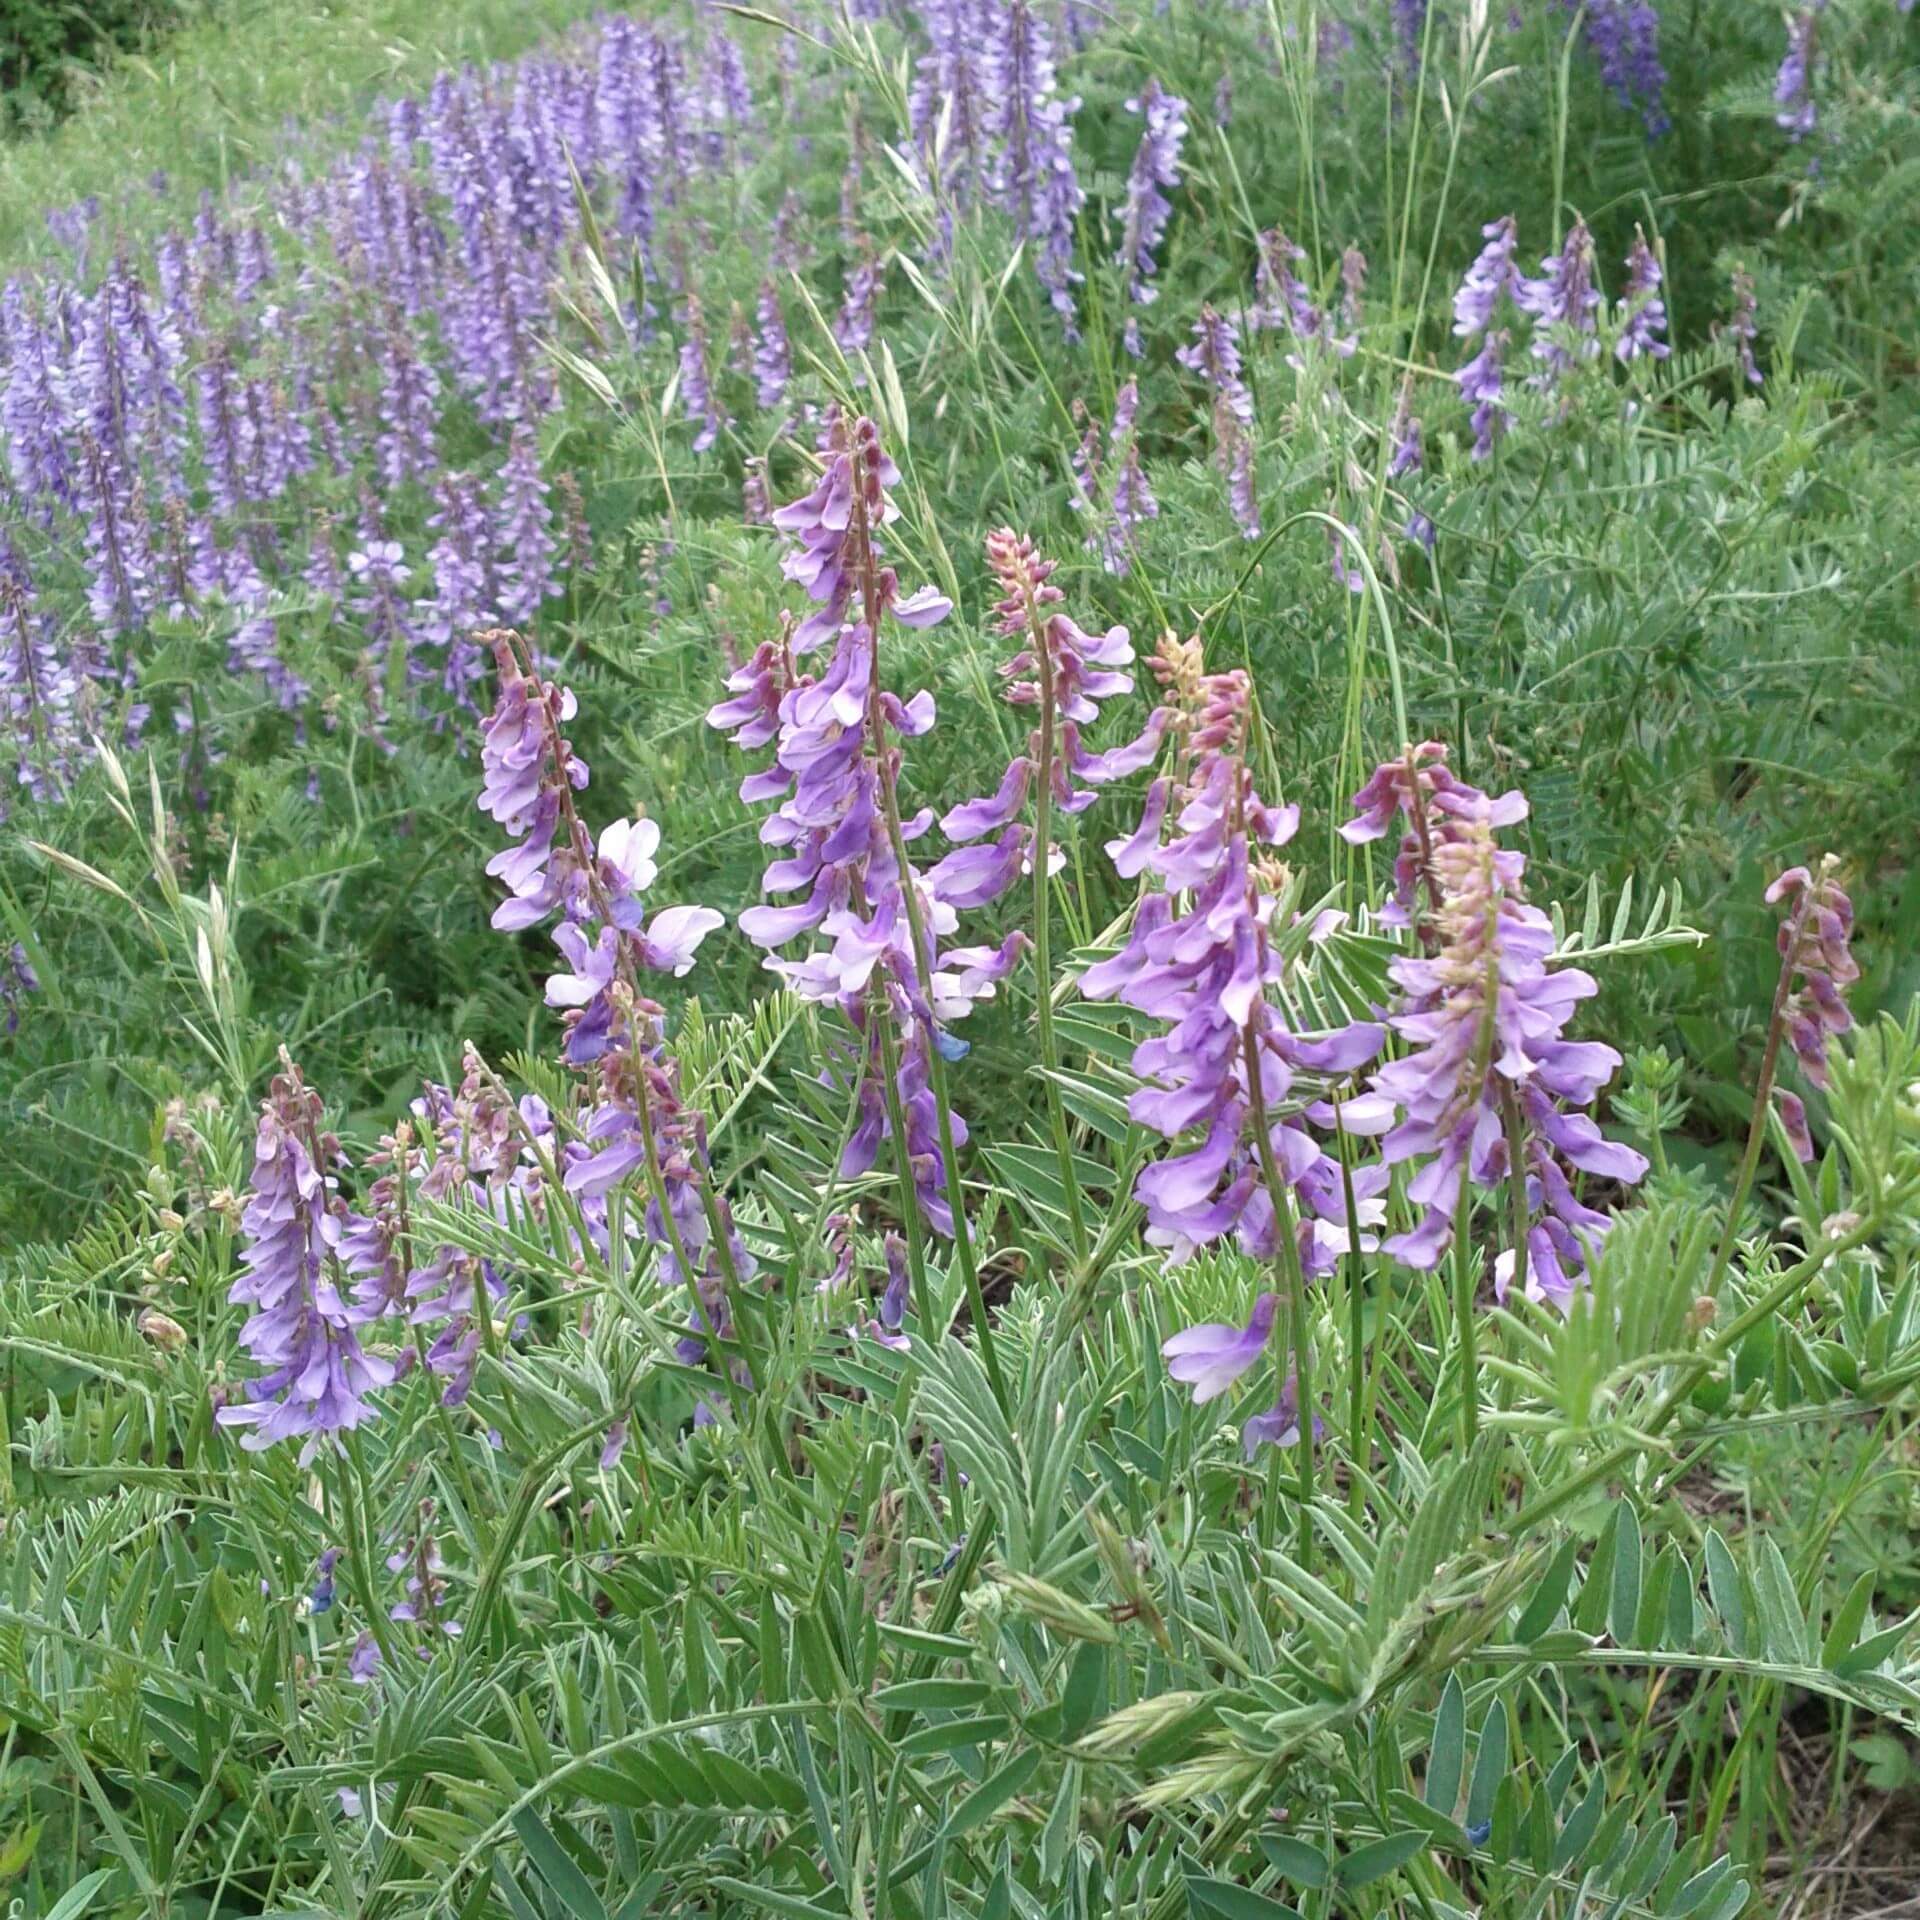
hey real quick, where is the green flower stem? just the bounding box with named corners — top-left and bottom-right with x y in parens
top-left (1025, 575), bottom-right (1091, 1264)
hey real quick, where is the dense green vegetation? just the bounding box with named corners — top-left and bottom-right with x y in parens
top-left (1, 0), bottom-right (1918, 1915)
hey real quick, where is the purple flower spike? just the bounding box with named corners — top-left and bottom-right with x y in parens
top-left (1766, 858), bottom-right (1857, 1090)
top-left (1615, 228), bottom-right (1669, 364)
top-left (1082, 634), bottom-right (1385, 1274)
top-left (712, 415), bottom-right (1014, 1236)
top-left (1351, 751), bottom-right (1648, 1302)
top-left (216, 1060), bottom-right (395, 1460)
top-left (1116, 81), bottom-right (1189, 331)
top-left (1453, 216), bottom-right (1521, 341)
top-left (1518, 218), bottom-right (1602, 383)
top-left (1775, 9), bottom-right (1818, 143)
top-left (1456, 329), bottom-right (1510, 461)
top-left (1164, 1293), bottom-right (1279, 1404)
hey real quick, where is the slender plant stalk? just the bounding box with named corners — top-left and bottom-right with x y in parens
top-left (1451, 1176), bottom-right (1479, 1449)
top-left (1025, 582), bottom-right (1091, 1263)
top-left (849, 482), bottom-right (1011, 1412)
top-left (1706, 896), bottom-right (1805, 1300)
top-left (1243, 1022), bottom-right (1316, 1556)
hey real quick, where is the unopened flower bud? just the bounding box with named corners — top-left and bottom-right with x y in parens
top-left (139, 1309), bottom-right (188, 1353)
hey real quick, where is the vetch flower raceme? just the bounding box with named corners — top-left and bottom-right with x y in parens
top-left (1179, 308), bottom-right (1259, 537)
top-left (217, 1058), bottom-right (396, 1458)
top-left (1116, 80), bottom-right (1188, 356)
top-left (1349, 749), bottom-right (1648, 1307)
top-left (1615, 228), bottom-right (1669, 363)
top-left (1766, 858), bottom-right (1857, 1090)
top-left (710, 415), bottom-right (1009, 1237)
top-left (1518, 218), bottom-right (1602, 382)
top-left (1083, 633), bottom-right (1386, 1277)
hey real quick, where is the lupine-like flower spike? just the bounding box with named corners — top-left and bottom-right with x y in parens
top-left (474, 629), bottom-right (733, 1402)
top-left (1178, 308), bottom-right (1259, 536)
top-left (217, 1057), bottom-right (395, 1457)
top-left (1076, 381), bottom-right (1158, 575)
top-left (1615, 228), bottom-right (1669, 363)
top-left (1116, 80), bottom-right (1188, 356)
top-left (1766, 857), bottom-right (1857, 1092)
top-left (1519, 217), bottom-right (1602, 381)
top-left (1453, 216), bottom-right (1521, 342)
top-left (709, 415), bottom-right (1014, 1234)
top-left (1255, 228), bottom-right (1354, 361)
top-left (940, 528), bottom-right (1165, 871)
top-left (1578, 0), bottom-right (1669, 134)
top-left (1349, 749), bottom-right (1648, 1305)
top-left (1457, 330), bottom-right (1510, 461)
top-left (1775, 9), bottom-right (1818, 143)
top-left (1083, 633), bottom-right (1386, 1281)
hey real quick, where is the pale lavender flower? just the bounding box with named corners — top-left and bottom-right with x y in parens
top-left (835, 257), bottom-right (882, 359)
top-left (910, 0), bottom-right (997, 211)
top-left (1573, 0), bottom-right (1668, 134)
top-left (1518, 218), bottom-right (1602, 378)
top-left (1456, 328), bottom-right (1509, 460)
top-left (421, 473), bottom-right (499, 707)
top-left (1615, 227), bottom-right (1669, 363)
top-left (495, 426), bottom-right (559, 626)
top-left (711, 416), bottom-right (1007, 1233)
top-left (1179, 305), bottom-right (1251, 424)
top-left (1164, 1293), bottom-right (1278, 1403)
top-left (348, 1632), bottom-right (382, 1683)
top-left (990, 0), bottom-right (1087, 330)
top-left (1083, 637), bottom-right (1385, 1272)
top-left (940, 527), bottom-right (1163, 887)
top-left (679, 296), bottom-right (728, 453)
top-left (1227, 430), bottom-right (1260, 541)
top-left (2, 533), bottom-right (83, 811)
top-left (1255, 228), bottom-right (1352, 359)
top-left (754, 281), bottom-right (792, 413)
